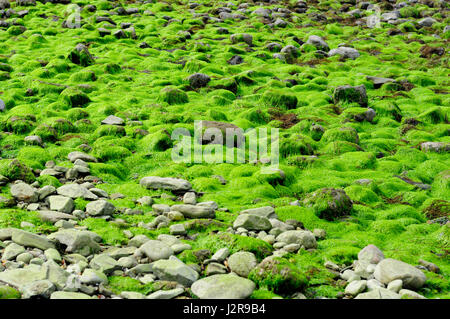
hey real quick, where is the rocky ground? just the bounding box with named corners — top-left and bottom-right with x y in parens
top-left (0, 0), bottom-right (449, 299)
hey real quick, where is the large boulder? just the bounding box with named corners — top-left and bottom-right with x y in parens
top-left (191, 274), bottom-right (255, 299)
top-left (374, 258), bottom-right (427, 289)
top-left (140, 176), bottom-right (192, 192)
top-left (47, 195), bottom-right (74, 214)
top-left (303, 188), bottom-right (353, 220)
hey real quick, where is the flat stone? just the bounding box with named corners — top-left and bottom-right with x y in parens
top-left (0, 264), bottom-right (46, 290)
top-left (169, 224), bottom-right (186, 235)
top-left (151, 256), bottom-right (199, 287)
top-left (146, 287), bottom-right (184, 299)
top-left (37, 210), bottom-right (76, 223)
top-left (67, 151), bottom-right (97, 163)
top-left (50, 291), bottom-right (94, 299)
top-left (328, 47), bottom-right (360, 60)
top-left (211, 248), bottom-right (230, 262)
top-left (191, 274), bottom-right (255, 299)
top-left (239, 206), bottom-right (277, 219)
top-left (12, 229), bottom-right (55, 250)
top-left (354, 287), bottom-right (400, 299)
top-left (170, 204), bottom-right (215, 219)
top-left (140, 176), bottom-right (192, 192)
top-left (101, 115), bottom-right (124, 126)
top-left (57, 184), bottom-right (98, 200)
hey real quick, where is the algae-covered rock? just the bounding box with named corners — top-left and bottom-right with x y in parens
top-left (303, 188), bottom-right (353, 220)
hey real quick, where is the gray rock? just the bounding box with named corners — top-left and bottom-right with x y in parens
top-left (44, 248), bottom-right (61, 263)
top-left (42, 260), bottom-right (70, 290)
top-left (420, 142), bottom-right (450, 153)
top-left (233, 214), bottom-right (272, 231)
top-left (120, 291), bottom-right (145, 299)
top-left (354, 287), bottom-right (400, 299)
top-left (136, 196), bottom-right (154, 206)
top-left (12, 229), bottom-right (55, 250)
top-left (183, 192), bottom-right (197, 205)
top-left (0, 98), bottom-right (5, 111)
top-left (10, 183), bottom-right (38, 203)
top-left (38, 185), bottom-right (56, 200)
top-left (169, 224), bottom-right (186, 235)
top-left (47, 195), bottom-right (74, 214)
top-left (240, 206), bottom-right (277, 219)
top-left (139, 240), bottom-right (174, 261)
top-left (211, 248), bottom-right (230, 262)
top-left (21, 280), bottom-right (56, 299)
top-left (358, 244), bottom-right (385, 264)
top-left (2, 243), bottom-right (25, 261)
top-left (37, 210), bottom-right (76, 223)
top-left (306, 35), bottom-right (330, 52)
top-left (57, 184), bottom-right (98, 200)
top-left (47, 229), bottom-right (101, 257)
top-left (387, 279), bottom-right (403, 292)
top-left (50, 291), bottom-right (94, 299)
top-left (146, 287), bottom-right (184, 299)
top-left (86, 200), bottom-right (115, 216)
top-left (399, 289), bottom-right (426, 299)
top-left (328, 47), bottom-right (360, 60)
top-left (418, 17), bottom-right (436, 27)
top-left (275, 230), bottom-right (317, 249)
top-left (24, 135), bottom-right (42, 145)
top-left (374, 258), bottom-right (427, 289)
top-left (101, 115), bottom-right (124, 126)
top-left (151, 256), bottom-right (199, 287)
top-left (140, 176), bottom-right (192, 192)
top-left (0, 265), bottom-right (46, 289)
top-left (170, 204), bottom-right (215, 219)
top-left (345, 280), bottom-right (367, 296)
top-left (128, 234), bottom-right (150, 248)
top-left (252, 7), bottom-right (271, 18)
top-left (367, 279), bottom-right (384, 291)
top-left (0, 228), bottom-right (15, 241)
top-left (16, 252), bottom-right (33, 264)
top-left (90, 254), bottom-right (121, 275)
top-left (80, 268), bottom-right (108, 285)
top-left (191, 274), bottom-right (255, 299)
top-left (67, 151), bottom-right (97, 163)
top-left (205, 262), bottom-right (228, 276)
top-left (227, 252), bottom-right (257, 278)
